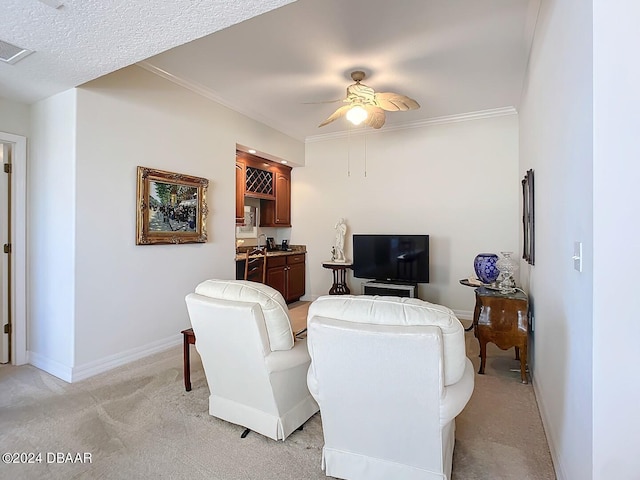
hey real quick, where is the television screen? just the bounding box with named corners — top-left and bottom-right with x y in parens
top-left (352, 234), bottom-right (429, 283)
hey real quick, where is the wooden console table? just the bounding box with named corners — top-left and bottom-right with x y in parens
top-left (181, 328), bottom-right (195, 391)
top-left (472, 287), bottom-right (529, 383)
top-left (322, 261), bottom-right (352, 295)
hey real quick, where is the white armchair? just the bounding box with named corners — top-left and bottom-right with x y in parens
top-left (306, 295), bottom-right (474, 480)
top-left (185, 279), bottom-right (319, 441)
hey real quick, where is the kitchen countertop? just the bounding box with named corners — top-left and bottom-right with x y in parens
top-left (235, 245), bottom-right (306, 261)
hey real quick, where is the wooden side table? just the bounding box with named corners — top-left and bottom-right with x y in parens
top-left (181, 328), bottom-right (196, 391)
top-left (473, 287), bottom-right (529, 383)
top-left (322, 261), bottom-right (352, 295)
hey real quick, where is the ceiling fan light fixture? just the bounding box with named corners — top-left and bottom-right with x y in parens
top-left (346, 105), bottom-right (368, 125)
top-left (317, 70), bottom-right (419, 130)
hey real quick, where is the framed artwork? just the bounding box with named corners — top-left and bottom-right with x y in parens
top-left (136, 166), bottom-right (209, 245)
top-left (522, 169), bottom-right (535, 265)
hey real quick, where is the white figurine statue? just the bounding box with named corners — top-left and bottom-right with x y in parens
top-left (333, 218), bottom-right (347, 262)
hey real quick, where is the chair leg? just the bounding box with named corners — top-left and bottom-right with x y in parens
top-left (241, 428), bottom-right (251, 438)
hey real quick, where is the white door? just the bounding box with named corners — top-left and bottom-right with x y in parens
top-left (0, 143), bottom-right (10, 363)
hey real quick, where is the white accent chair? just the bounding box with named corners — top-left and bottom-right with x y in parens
top-left (306, 295), bottom-right (475, 480)
top-left (184, 279), bottom-right (319, 441)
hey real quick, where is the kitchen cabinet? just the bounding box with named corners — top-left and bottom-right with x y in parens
top-left (236, 150), bottom-right (292, 228)
top-left (266, 253), bottom-right (305, 303)
top-left (260, 166), bottom-right (291, 227)
top-left (239, 152), bottom-right (275, 200)
top-left (274, 168), bottom-right (291, 225)
top-left (286, 254), bottom-right (305, 300)
top-left (265, 256), bottom-right (287, 297)
top-left (235, 160), bottom-right (245, 225)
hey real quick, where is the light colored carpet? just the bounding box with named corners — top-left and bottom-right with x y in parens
top-left (0, 303), bottom-right (555, 479)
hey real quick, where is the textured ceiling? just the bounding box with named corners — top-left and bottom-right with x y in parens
top-left (0, 0), bottom-right (295, 103)
top-left (1, 0), bottom-right (539, 142)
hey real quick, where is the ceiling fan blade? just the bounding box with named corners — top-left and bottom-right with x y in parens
top-left (318, 105), bottom-right (351, 127)
top-left (374, 92), bottom-right (420, 111)
top-left (363, 105), bottom-right (386, 129)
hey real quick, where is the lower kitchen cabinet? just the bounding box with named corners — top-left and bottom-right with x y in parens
top-left (266, 253), bottom-right (305, 303)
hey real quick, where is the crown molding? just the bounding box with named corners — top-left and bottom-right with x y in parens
top-left (305, 107), bottom-right (518, 143)
top-left (136, 61), bottom-right (303, 140)
top-left (137, 61), bottom-right (225, 103)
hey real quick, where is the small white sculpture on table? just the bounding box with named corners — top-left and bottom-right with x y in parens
top-left (333, 218), bottom-right (347, 263)
top-left (323, 218), bottom-right (351, 294)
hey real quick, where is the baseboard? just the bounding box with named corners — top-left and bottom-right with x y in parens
top-left (300, 294), bottom-right (318, 302)
top-left (533, 379), bottom-right (564, 480)
top-left (452, 309), bottom-right (473, 322)
top-left (71, 334), bottom-right (183, 382)
top-left (28, 351), bottom-right (73, 383)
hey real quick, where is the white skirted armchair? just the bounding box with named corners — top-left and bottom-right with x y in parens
top-left (185, 279), bottom-right (319, 441)
top-left (306, 295), bottom-right (475, 480)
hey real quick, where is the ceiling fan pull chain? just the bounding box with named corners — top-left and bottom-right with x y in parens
top-left (347, 125), bottom-right (351, 177)
top-left (364, 133), bottom-right (367, 178)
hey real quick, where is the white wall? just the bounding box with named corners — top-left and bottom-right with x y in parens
top-left (295, 113), bottom-right (519, 316)
top-left (519, 0), bottom-right (593, 478)
top-left (0, 97), bottom-right (30, 137)
top-left (29, 90), bottom-right (77, 380)
top-left (68, 65), bottom-right (303, 377)
top-left (593, 1), bottom-right (640, 478)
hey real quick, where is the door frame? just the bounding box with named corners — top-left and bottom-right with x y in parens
top-left (0, 132), bottom-right (27, 365)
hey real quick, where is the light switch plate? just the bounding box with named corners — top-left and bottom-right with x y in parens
top-left (573, 241), bottom-right (583, 272)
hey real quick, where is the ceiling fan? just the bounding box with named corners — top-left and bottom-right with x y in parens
top-left (318, 71), bottom-right (420, 129)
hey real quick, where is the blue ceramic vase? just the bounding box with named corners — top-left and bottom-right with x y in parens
top-left (474, 253), bottom-right (500, 284)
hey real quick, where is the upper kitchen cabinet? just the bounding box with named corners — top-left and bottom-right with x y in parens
top-left (260, 165), bottom-right (291, 227)
top-left (239, 152), bottom-right (275, 200)
top-left (236, 151), bottom-right (292, 228)
top-left (235, 160), bottom-right (245, 224)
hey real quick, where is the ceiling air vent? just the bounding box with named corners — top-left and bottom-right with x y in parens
top-left (0, 40), bottom-right (33, 65)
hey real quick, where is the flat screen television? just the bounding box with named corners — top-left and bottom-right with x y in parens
top-left (352, 234), bottom-right (429, 283)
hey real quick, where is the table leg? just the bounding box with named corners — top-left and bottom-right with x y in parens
top-left (478, 339), bottom-right (487, 375)
top-left (340, 269), bottom-right (350, 294)
top-left (466, 294), bottom-right (481, 332)
top-left (329, 269), bottom-right (339, 294)
top-left (519, 344), bottom-right (528, 384)
top-left (182, 330), bottom-right (192, 392)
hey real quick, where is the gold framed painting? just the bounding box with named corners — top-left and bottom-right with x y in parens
top-left (136, 166), bottom-right (209, 245)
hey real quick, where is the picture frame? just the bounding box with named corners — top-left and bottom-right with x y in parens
top-left (522, 169), bottom-right (535, 265)
top-left (136, 166), bottom-right (209, 245)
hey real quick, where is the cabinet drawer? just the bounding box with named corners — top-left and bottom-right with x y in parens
top-left (287, 254), bottom-right (306, 265)
top-left (266, 256), bottom-right (287, 268)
